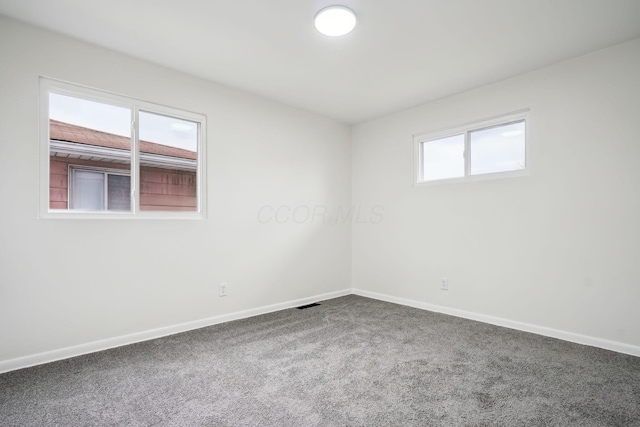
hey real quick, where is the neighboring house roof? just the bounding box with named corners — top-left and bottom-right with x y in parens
top-left (50, 120), bottom-right (197, 159)
top-left (49, 120), bottom-right (197, 171)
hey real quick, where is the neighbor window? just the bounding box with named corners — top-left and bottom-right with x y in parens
top-left (415, 110), bottom-right (529, 184)
top-left (40, 78), bottom-right (206, 218)
top-left (69, 167), bottom-right (131, 211)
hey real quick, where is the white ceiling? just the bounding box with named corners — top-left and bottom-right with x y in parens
top-left (1, 0), bottom-right (640, 124)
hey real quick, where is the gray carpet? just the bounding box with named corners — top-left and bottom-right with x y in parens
top-left (1, 295), bottom-right (639, 426)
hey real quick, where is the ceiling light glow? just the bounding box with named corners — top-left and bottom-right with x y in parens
top-left (314, 6), bottom-right (357, 37)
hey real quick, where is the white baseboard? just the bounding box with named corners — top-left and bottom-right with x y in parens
top-left (352, 288), bottom-right (640, 358)
top-left (0, 289), bottom-right (350, 374)
top-left (3, 287), bottom-right (637, 374)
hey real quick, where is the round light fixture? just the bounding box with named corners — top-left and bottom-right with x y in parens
top-left (314, 6), bottom-right (357, 37)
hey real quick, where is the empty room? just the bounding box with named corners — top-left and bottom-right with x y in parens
top-left (0, 1), bottom-right (639, 425)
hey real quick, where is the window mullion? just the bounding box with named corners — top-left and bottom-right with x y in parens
top-left (464, 131), bottom-right (471, 177)
top-left (104, 171), bottom-right (108, 210)
top-left (132, 107), bottom-right (140, 215)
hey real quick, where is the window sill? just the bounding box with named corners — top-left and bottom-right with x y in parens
top-left (415, 168), bottom-right (530, 187)
top-left (39, 210), bottom-right (206, 220)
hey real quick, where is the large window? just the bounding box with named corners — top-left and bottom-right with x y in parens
top-left (415, 110), bottom-right (529, 184)
top-left (40, 78), bottom-right (206, 218)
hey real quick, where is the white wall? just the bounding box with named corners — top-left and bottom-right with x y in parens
top-left (0, 16), bottom-right (351, 363)
top-left (2, 14), bottom-right (638, 368)
top-left (352, 38), bottom-right (640, 349)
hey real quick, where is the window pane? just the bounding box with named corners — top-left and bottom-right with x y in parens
top-left (422, 134), bottom-right (465, 181)
top-left (107, 174), bottom-right (131, 211)
top-left (49, 93), bottom-right (131, 211)
top-left (470, 121), bottom-right (525, 175)
top-left (71, 170), bottom-right (104, 210)
top-left (138, 111), bottom-right (198, 212)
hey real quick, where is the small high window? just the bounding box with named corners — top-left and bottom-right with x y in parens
top-left (40, 78), bottom-right (206, 218)
top-left (415, 110), bottom-right (529, 184)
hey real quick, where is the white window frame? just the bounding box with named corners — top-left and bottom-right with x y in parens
top-left (414, 109), bottom-right (531, 186)
top-left (39, 77), bottom-right (207, 219)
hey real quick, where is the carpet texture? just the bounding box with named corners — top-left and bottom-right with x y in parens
top-left (1, 295), bottom-right (639, 426)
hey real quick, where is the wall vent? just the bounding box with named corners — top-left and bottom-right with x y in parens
top-left (297, 303), bottom-right (321, 310)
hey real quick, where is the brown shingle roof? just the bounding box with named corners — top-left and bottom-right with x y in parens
top-left (49, 120), bottom-right (197, 160)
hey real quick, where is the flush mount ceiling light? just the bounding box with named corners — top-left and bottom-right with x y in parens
top-left (314, 6), bottom-right (357, 37)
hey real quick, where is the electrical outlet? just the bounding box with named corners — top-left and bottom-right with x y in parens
top-left (219, 282), bottom-right (228, 297)
top-left (440, 278), bottom-right (448, 291)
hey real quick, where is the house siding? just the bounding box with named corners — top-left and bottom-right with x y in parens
top-left (140, 166), bottom-right (197, 211)
top-left (49, 157), bottom-right (196, 211)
